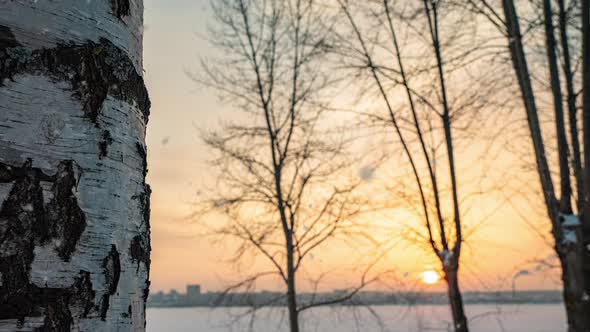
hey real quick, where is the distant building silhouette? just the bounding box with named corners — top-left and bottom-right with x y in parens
top-left (187, 284), bottom-right (201, 301)
top-left (148, 284), bottom-right (563, 308)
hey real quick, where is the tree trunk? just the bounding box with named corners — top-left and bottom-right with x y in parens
top-left (557, 0), bottom-right (582, 212)
top-left (0, 1), bottom-right (150, 331)
top-left (443, 257), bottom-right (468, 332)
top-left (286, 240), bottom-right (299, 332)
top-left (556, 236), bottom-right (590, 332)
top-left (501, 1), bottom-right (590, 330)
top-left (542, 0), bottom-right (571, 214)
top-left (581, 0), bottom-right (590, 329)
top-left (286, 277), bottom-right (299, 332)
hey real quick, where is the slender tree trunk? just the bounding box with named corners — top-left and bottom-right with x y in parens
top-left (580, 1), bottom-right (590, 331)
top-left (502, 1), bottom-right (590, 330)
top-left (542, 0), bottom-right (571, 214)
top-left (286, 247), bottom-right (299, 332)
top-left (444, 260), bottom-right (468, 332)
top-left (557, 0), bottom-right (582, 212)
top-left (276, 177), bottom-right (299, 332)
top-left (557, 240), bottom-right (589, 332)
top-left (423, 3), bottom-right (469, 330)
top-left (0, 1), bottom-right (150, 330)
top-left (501, 0), bottom-right (556, 215)
top-left (583, 0), bottom-right (590, 233)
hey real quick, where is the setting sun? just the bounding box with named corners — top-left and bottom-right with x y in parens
top-left (422, 271), bottom-right (440, 285)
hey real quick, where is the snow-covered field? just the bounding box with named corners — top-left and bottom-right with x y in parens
top-left (147, 304), bottom-right (565, 332)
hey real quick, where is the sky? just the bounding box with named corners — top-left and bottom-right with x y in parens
top-left (142, 0), bottom-right (560, 294)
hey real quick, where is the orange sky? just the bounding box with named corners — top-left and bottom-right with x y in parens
top-left (143, 0), bottom-right (561, 294)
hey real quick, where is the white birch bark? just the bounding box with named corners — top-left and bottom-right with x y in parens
top-left (0, 1), bottom-right (150, 331)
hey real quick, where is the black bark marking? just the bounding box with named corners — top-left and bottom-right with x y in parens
top-left (0, 26), bottom-right (150, 126)
top-left (103, 245), bottom-right (121, 295)
top-left (129, 235), bottom-right (149, 273)
top-left (136, 142), bottom-right (148, 177)
top-left (100, 294), bottom-right (110, 321)
top-left (111, 0), bottom-right (131, 20)
top-left (41, 296), bottom-right (72, 331)
top-left (120, 303), bottom-right (132, 318)
top-left (100, 244), bottom-right (121, 321)
top-left (0, 254), bottom-right (36, 322)
top-left (0, 25), bottom-right (20, 49)
top-left (131, 141), bottom-right (151, 303)
top-left (71, 271), bottom-right (96, 318)
top-left (99, 130), bottom-right (113, 159)
top-left (0, 270), bottom-right (96, 329)
top-left (0, 160), bottom-right (51, 321)
top-left (130, 183), bottom-right (151, 302)
top-left (130, 219), bottom-right (150, 306)
top-left (137, 184), bottom-right (151, 233)
top-left (0, 160), bottom-right (94, 326)
top-left (0, 26), bottom-right (21, 83)
top-left (36, 270), bottom-right (95, 330)
top-left (141, 184), bottom-right (151, 303)
top-left (46, 161), bottom-right (86, 261)
top-left (143, 280), bottom-right (150, 303)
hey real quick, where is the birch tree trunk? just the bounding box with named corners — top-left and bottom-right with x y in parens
top-left (0, 1), bottom-right (150, 331)
top-left (501, 1), bottom-right (590, 330)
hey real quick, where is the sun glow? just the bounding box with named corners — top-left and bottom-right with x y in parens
top-left (422, 270), bottom-right (440, 285)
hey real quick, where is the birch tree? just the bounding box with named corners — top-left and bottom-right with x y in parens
top-left (466, 0), bottom-right (590, 329)
top-left (0, 1), bottom-right (151, 330)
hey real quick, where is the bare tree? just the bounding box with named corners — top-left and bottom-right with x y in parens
top-left (0, 1), bottom-right (150, 330)
top-left (194, 1), bottom-right (379, 331)
top-left (466, 0), bottom-right (590, 329)
top-left (333, 1), bottom-right (505, 331)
